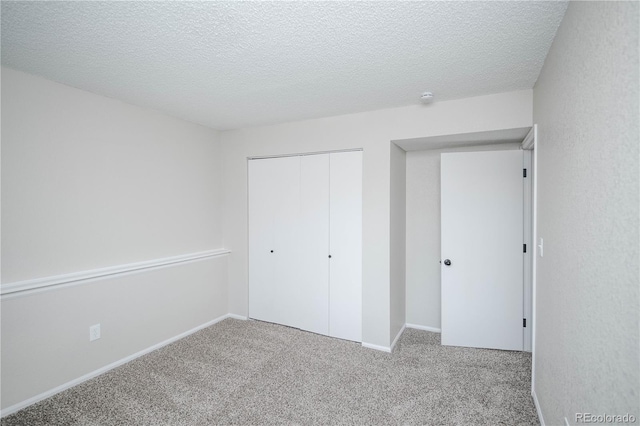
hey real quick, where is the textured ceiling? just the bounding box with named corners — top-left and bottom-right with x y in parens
top-left (1, 1), bottom-right (567, 130)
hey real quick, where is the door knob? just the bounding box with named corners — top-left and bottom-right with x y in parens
top-left (270, 250), bottom-right (274, 253)
top-left (443, 259), bottom-right (452, 266)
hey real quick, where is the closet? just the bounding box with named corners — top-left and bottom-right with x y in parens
top-left (248, 150), bottom-right (362, 342)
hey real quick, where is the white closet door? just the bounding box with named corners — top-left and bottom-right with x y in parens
top-left (298, 154), bottom-right (330, 335)
top-left (272, 156), bottom-right (302, 329)
top-left (248, 158), bottom-right (277, 324)
top-left (248, 156), bottom-right (301, 328)
top-left (329, 151), bottom-right (363, 342)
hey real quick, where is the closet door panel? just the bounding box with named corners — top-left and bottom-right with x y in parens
top-left (329, 151), bottom-right (363, 342)
top-left (298, 154), bottom-right (330, 335)
top-left (272, 156), bottom-right (301, 329)
top-left (249, 156), bottom-right (300, 327)
top-left (248, 158), bottom-right (278, 324)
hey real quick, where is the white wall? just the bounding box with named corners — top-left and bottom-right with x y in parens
top-left (390, 143), bottom-right (406, 343)
top-left (220, 90), bottom-right (533, 348)
top-left (405, 143), bottom-right (521, 330)
top-left (1, 68), bottom-right (222, 282)
top-left (532, 2), bottom-right (639, 424)
top-left (1, 68), bottom-right (227, 410)
top-left (1, 259), bottom-right (228, 410)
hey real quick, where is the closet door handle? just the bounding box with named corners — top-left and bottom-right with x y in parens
top-left (328, 255), bottom-right (332, 258)
top-left (270, 250), bottom-right (274, 253)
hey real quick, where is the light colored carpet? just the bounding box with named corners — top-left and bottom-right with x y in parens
top-left (2, 319), bottom-right (538, 425)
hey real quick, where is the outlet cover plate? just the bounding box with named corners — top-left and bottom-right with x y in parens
top-left (89, 324), bottom-right (101, 341)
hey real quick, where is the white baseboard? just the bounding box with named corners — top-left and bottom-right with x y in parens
top-left (0, 313), bottom-right (238, 418)
top-left (362, 324), bottom-right (408, 353)
top-left (361, 342), bottom-right (392, 353)
top-left (390, 324), bottom-right (406, 352)
top-left (532, 387), bottom-right (545, 426)
top-left (406, 323), bottom-right (441, 333)
top-left (226, 313), bottom-right (248, 320)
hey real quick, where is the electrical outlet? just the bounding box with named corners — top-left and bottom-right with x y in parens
top-left (89, 324), bottom-right (101, 342)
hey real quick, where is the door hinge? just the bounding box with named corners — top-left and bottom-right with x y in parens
top-left (523, 244), bottom-right (527, 253)
top-left (523, 168), bottom-right (527, 178)
top-left (523, 318), bottom-right (527, 328)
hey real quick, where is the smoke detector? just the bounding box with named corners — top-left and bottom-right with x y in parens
top-left (420, 91), bottom-right (434, 103)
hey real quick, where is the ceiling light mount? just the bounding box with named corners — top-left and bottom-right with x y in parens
top-left (420, 91), bottom-right (434, 103)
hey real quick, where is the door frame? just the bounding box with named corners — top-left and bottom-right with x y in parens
top-left (523, 149), bottom-right (532, 352)
top-left (521, 125), bottom-right (538, 389)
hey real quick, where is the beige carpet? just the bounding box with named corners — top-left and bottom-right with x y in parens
top-left (1, 319), bottom-right (538, 425)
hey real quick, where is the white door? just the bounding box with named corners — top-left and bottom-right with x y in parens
top-left (249, 151), bottom-right (362, 342)
top-left (298, 154), bottom-right (330, 335)
top-left (441, 150), bottom-right (524, 351)
top-left (248, 156), bottom-right (301, 328)
top-left (329, 151), bottom-right (362, 342)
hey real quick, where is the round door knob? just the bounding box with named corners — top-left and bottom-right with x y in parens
top-left (443, 259), bottom-right (452, 266)
top-left (328, 255), bottom-right (332, 258)
top-left (270, 250), bottom-right (274, 253)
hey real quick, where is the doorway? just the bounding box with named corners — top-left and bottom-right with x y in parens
top-left (398, 126), bottom-right (533, 352)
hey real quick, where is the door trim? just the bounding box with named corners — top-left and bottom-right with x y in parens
top-left (523, 149), bottom-right (532, 352)
top-left (522, 124), bottom-right (539, 394)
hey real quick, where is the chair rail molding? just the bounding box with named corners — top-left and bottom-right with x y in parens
top-left (1, 249), bottom-right (231, 299)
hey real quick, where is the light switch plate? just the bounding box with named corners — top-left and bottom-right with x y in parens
top-left (538, 237), bottom-right (544, 257)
